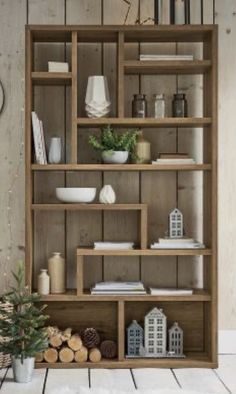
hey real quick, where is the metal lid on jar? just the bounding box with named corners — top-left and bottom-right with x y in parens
top-left (153, 94), bottom-right (165, 100)
top-left (173, 93), bottom-right (186, 99)
top-left (133, 94), bottom-right (146, 99)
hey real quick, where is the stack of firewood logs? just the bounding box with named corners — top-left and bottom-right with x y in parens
top-left (36, 326), bottom-right (117, 363)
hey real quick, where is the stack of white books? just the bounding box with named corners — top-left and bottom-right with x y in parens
top-left (94, 242), bottom-right (134, 250)
top-left (48, 61), bottom-right (69, 72)
top-left (152, 153), bottom-right (195, 165)
top-left (91, 281), bottom-right (146, 295)
top-left (151, 238), bottom-right (205, 249)
top-left (140, 54), bottom-right (194, 61)
top-left (31, 111), bottom-right (47, 164)
top-left (149, 288), bottom-right (193, 296)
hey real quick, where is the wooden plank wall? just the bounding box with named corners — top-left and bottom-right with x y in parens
top-left (0, 0), bottom-right (233, 330)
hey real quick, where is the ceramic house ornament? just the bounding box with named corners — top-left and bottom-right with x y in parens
top-left (99, 185), bottom-right (116, 204)
top-left (168, 322), bottom-right (184, 356)
top-left (144, 307), bottom-right (167, 357)
top-left (127, 320), bottom-right (144, 357)
top-left (169, 208), bottom-right (183, 238)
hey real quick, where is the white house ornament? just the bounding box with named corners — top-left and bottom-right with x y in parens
top-left (127, 320), bottom-right (144, 357)
top-left (168, 322), bottom-right (184, 357)
top-left (99, 185), bottom-right (116, 204)
top-left (169, 208), bottom-right (183, 238)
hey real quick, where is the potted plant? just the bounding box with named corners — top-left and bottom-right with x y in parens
top-left (0, 262), bottom-right (48, 383)
top-left (88, 125), bottom-right (138, 164)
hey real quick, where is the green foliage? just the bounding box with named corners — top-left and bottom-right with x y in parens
top-left (88, 125), bottom-right (138, 156)
top-left (0, 262), bottom-right (48, 361)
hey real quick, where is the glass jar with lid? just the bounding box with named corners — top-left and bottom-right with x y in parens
top-left (152, 94), bottom-right (165, 118)
top-left (132, 94), bottom-right (147, 118)
top-left (172, 93), bottom-right (188, 117)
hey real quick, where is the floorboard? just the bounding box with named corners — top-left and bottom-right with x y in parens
top-left (214, 355), bottom-right (236, 393)
top-left (0, 368), bottom-right (46, 394)
top-left (44, 369), bottom-right (89, 393)
top-left (90, 369), bottom-right (135, 390)
top-left (173, 367), bottom-right (230, 393)
top-left (132, 368), bottom-right (180, 390)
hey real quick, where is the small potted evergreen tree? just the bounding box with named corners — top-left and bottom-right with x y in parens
top-left (0, 262), bottom-right (48, 383)
top-left (89, 125), bottom-right (138, 164)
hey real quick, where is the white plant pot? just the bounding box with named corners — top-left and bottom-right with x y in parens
top-left (85, 76), bottom-right (111, 118)
top-left (12, 356), bottom-right (35, 383)
top-left (102, 151), bottom-right (129, 164)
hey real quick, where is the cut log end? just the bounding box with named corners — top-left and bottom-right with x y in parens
top-left (59, 347), bottom-right (74, 363)
top-left (89, 347), bottom-right (101, 363)
top-left (74, 346), bottom-right (88, 363)
top-left (44, 348), bottom-right (58, 363)
top-left (68, 334), bottom-right (82, 351)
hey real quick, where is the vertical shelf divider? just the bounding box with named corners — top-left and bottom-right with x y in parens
top-left (76, 254), bottom-right (84, 295)
top-left (71, 31), bottom-right (78, 164)
top-left (117, 32), bottom-right (125, 118)
top-left (118, 300), bottom-right (125, 361)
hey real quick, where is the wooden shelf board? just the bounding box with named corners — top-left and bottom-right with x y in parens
top-left (77, 247), bottom-right (211, 256)
top-left (39, 289), bottom-right (211, 302)
top-left (31, 164), bottom-right (211, 171)
top-left (124, 60), bottom-right (211, 75)
top-left (77, 117), bottom-right (211, 127)
top-left (35, 353), bottom-right (216, 369)
top-left (31, 203), bottom-right (147, 211)
top-left (28, 25), bottom-right (216, 43)
top-left (32, 72), bottom-right (72, 85)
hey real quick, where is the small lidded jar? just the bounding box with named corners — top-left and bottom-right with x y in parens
top-left (172, 93), bottom-right (188, 117)
top-left (132, 94), bottom-right (147, 118)
top-left (153, 94), bottom-right (165, 118)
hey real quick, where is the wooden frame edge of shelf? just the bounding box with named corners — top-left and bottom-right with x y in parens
top-left (76, 117), bottom-right (212, 127)
top-left (76, 248), bottom-right (212, 256)
top-left (31, 164), bottom-right (212, 171)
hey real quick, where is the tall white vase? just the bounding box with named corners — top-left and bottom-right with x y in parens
top-left (49, 137), bottom-right (62, 164)
top-left (85, 76), bottom-right (111, 118)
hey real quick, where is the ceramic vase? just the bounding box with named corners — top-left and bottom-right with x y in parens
top-left (85, 76), bottom-right (111, 118)
top-left (99, 185), bottom-right (116, 204)
top-left (48, 252), bottom-right (65, 294)
top-left (133, 131), bottom-right (151, 164)
top-left (12, 356), bottom-right (35, 383)
top-left (37, 269), bottom-right (50, 295)
top-left (102, 151), bottom-right (129, 164)
top-left (49, 137), bottom-right (62, 164)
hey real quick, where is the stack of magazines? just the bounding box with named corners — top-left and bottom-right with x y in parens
top-left (91, 282), bottom-right (146, 295)
top-left (94, 242), bottom-right (134, 250)
top-left (152, 153), bottom-right (195, 165)
top-left (149, 288), bottom-right (193, 295)
top-left (151, 238), bottom-right (205, 249)
top-left (140, 54), bottom-right (194, 61)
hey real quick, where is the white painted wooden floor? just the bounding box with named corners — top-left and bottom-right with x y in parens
top-left (0, 355), bottom-right (235, 393)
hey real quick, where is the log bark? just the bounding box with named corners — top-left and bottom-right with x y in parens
top-left (61, 327), bottom-right (72, 342)
top-left (89, 347), bottom-right (101, 363)
top-left (68, 334), bottom-right (82, 351)
top-left (59, 347), bottom-right (74, 363)
top-left (44, 348), bottom-right (58, 363)
top-left (74, 346), bottom-right (88, 363)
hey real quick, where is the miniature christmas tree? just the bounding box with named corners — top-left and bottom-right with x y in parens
top-left (0, 262), bottom-right (48, 362)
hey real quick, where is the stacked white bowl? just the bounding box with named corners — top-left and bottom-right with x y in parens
top-left (85, 76), bottom-right (111, 118)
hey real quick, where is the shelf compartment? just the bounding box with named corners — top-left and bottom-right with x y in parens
top-left (31, 164), bottom-right (212, 171)
top-left (77, 248), bottom-right (211, 256)
top-left (39, 290), bottom-right (211, 302)
top-left (31, 72), bottom-right (72, 85)
top-left (124, 60), bottom-right (211, 75)
top-left (77, 117), bottom-right (212, 128)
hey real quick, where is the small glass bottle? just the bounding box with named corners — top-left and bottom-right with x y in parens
top-left (132, 94), bottom-right (147, 118)
top-left (37, 269), bottom-right (50, 295)
top-left (172, 93), bottom-right (188, 117)
top-left (153, 94), bottom-right (165, 118)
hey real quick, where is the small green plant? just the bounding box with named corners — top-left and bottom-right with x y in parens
top-left (0, 262), bottom-right (48, 362)
top-left (88, 125), bottom-right (138, 157)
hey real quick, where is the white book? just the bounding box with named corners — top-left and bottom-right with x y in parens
top-left (31, 112), bottom-right (45, 164)
top-left (152, 159), bottom-right (195, 165)
top-left (39, 120), bottom-right (47, 164)
top-left (94, 281), bottom-right (144, 290)
top-left (94, 242), bottom-right (134, 250)
top-left (91, 290), bottom-right (146, 295)
top-left (48, 61), bottom-right (69, 72)
top-left (159, 237), bottom-right (195, 244)
top-left (151, 242), bottom-right (205, 249)
top-left (149, 288), bottom-right (193, 295)
top-left (140, 55), bottom-right (193, 61)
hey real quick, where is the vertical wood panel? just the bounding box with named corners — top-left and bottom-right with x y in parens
top-left (140, 1), bottom-right (177, 289)
top-left (29, 0), bottom-right (66, 288)
top-left (66, 0), bottom-right (103, 289)
top-left (0, 0), bottom-right (26, 289)
top-left (103, 0), bottom-right (140, 282)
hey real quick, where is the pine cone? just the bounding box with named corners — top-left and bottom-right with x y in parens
top-left (82, 328), bottom-right (100, 349)
top-left (100, 340), bottom-right (117, 359)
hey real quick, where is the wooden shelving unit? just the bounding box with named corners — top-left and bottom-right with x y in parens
top-left (25, 25), bottom-right (218, 368)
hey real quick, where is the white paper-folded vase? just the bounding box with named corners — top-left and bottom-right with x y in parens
top-left (85, 76), bottom-right (111, 107)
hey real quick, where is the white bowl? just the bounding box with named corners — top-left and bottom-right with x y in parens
top-left (56, 188), bottom-right (96, 203)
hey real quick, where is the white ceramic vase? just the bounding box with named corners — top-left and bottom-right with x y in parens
top-left (85, 76), bottom-right (111, 118)
top-left (37, 269), bottom-right (50, 295)
top-left (49, 137), bottom-right (62, 164)
top-left (102, 150), bottom-right (129, 164)
top-left (99, 185), bottom-right (116, 204)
